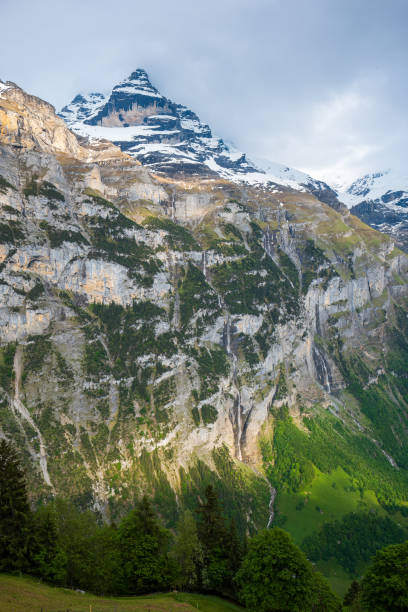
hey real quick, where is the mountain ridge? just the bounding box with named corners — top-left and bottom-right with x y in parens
top-left (59, 68), bottom-right (342, 208)
top-left (336, 169), bottom-right (408, 250)
top-left (1, 75), bottom-right (408, 589)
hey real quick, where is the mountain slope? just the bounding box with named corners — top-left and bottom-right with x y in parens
top-left (337, 170), bottom-right (408, 250)
top-left (1, 77), bottom-right (408, 586)
top-left (60, 69), bottom-right (341, 206)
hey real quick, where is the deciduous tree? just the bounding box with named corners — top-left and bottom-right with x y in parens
top-left (361, 540), bottom-right (408, 611)
top-left (236, 527), bottom-right (340, 611)
top-left (118, 495), bottom-right (172, 594)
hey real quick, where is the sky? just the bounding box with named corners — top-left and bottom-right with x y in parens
top-left (1, 0), bottom-right (407, 186)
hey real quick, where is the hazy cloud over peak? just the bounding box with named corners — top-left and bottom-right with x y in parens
top-left (1, 0), bottom-right (407, 185)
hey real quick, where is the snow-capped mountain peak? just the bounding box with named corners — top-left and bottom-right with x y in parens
top-left (110, 68), bottom-right (163, 99)
top-left (59, 92), bottom-right (108, 124)
top-left (59, 68), bottom-right (340, 203)
top-left (335, 169), bottom-right (408, 250)
top-left (337, 169), bottom-right (408, 210)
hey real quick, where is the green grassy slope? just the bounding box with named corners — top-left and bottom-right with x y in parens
top-left (0, 574), bottom-right (243, 612)
top-left (262, 409), bottom-right (408, 596)
top-left (276, 467), bottom-right (381, 544)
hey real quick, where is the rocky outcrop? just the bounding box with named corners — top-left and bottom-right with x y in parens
top-left (59, 68), bottom-right (343, 211)
top-left (0, 80), bottom-right (125, 163)
top-left (1, 78), bottom-right (408, 530)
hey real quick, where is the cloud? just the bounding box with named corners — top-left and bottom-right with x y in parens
top-left (312, 89), bottom-right (368, 134)
top-left (1, 0), bottom-right (407, 186)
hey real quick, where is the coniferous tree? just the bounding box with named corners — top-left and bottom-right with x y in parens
top-left (226, 517), bottom-right (243, 578)
top-left (0, 438), bottom-right (31, 572)
top-left (196, 485), bottom-right (230, 593)
top-left (343, 580), bottom-right (362, 610)
top-left (118, 495), bottom-right (173, 594)
top-left (32, 506), bottom-right (67, 584)
top-left (171, 509), bottom-right (202, 590)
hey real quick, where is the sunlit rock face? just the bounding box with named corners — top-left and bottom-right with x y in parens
top-left (59, 68), bottom-right (341, 212)
top-left (1, 77), bottom-right (408, 532)
top-left (60, 68), bottom-right (255, 177)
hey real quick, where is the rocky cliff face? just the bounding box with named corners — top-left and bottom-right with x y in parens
top-left (60, 69), bottom-right (341, 205)
top-left (1, 79), bottom-right (408, 535)
top-left (0, 80), bottom-right (127, 165)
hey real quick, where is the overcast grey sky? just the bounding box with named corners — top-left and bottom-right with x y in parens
top-left (1, 0), bottom-right (407, 185)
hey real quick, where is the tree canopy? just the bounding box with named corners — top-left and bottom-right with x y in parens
top-left (235, 527), bottom-right (340, 612)
top-left (118, 495), bottom-right (173, 594)
top-left (361, 540), bottom-right (408, 611)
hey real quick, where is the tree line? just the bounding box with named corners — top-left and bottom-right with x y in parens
top-left (1, 439), bottom-right (407, 610)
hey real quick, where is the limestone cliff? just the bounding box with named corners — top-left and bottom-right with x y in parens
top-left (1, 79), bottom-right (408, 535)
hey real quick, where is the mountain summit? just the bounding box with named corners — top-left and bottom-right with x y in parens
top-left (336, 169), bottom-right (408, 250)
top-left (59, 67), bottom-right (249, 177)
top-left (59, 69), bottom-right (339, 203)
top-left (84, 68), bottom-right (171, 128)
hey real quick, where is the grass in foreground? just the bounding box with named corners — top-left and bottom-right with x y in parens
top-left (0, 574), bottom-right (243, 612)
